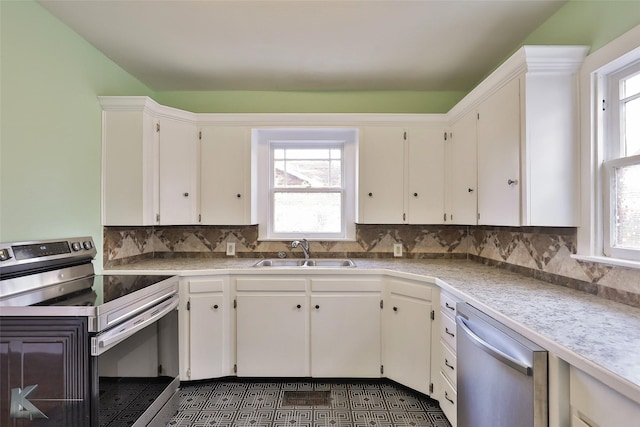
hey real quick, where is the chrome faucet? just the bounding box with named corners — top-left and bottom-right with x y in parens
top-left (291, 239), bottom-right (310, 259)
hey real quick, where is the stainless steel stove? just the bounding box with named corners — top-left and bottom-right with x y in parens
top-left (0, 237), bottom-right (179, 426)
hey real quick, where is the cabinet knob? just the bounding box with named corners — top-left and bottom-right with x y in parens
top-left (393, 306), bottom-right (398, 312)
top-left (183, 192), bottom-right (189, 197)
top-left (212, 304), bottom-right (218, 310)
top-left (507, 179), bottom-right (518, 186)
top-left (236, 194), bottom-right (241, 198)
top-left (368, 192), bottom-right (373, 197)
top-left (296, 304), bottom-right (301, 309)
top-left (413, 193), bottom-right (418, 197)
top-left (468, 188), bottom-right (474, 193)
top-left (315, 305), bottom-right (320, 310)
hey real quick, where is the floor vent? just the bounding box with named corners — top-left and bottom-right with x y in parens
top-left (281, 391), bottom-right (331, 407)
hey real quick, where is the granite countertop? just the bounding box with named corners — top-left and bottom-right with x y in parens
top-left (105, 257), bottom-right (640, 404)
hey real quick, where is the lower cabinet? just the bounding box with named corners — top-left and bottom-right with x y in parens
top-left (383, 278), bottom-right (434, 396)
top-left (438, 290), bottom-right (461, 427)
top-left (310, 278), bottom-right (382, 378)
top-left (235, 277), bottom-right (308, 377)
top-left (570, 366), bottom-right (640, 427)
top-left (179, 277), bottom-right (234, 381)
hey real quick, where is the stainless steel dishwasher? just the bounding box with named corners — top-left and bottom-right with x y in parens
top-left (456, 303), bottom-right (548, 427)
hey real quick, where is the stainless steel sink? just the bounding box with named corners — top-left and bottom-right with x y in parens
top-left (253, 258), bottom-right (356, 268)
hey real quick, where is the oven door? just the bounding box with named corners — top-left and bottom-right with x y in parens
top-left (91, 294), bottom-right (179, 427)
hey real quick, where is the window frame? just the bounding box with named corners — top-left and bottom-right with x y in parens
top-left (575, 25), bottom-right (640, 269)
top-left (253, 128), bottom-right (357, 241)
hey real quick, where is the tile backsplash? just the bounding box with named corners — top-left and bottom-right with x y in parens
top-left (104, 224), bottom-right (640, 308)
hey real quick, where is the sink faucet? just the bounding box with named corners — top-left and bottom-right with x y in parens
top-left (291, 239), bottom-right (310, 259)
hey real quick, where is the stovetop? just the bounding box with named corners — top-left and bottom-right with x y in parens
top-left (37, 274), bottom-right (174, 307)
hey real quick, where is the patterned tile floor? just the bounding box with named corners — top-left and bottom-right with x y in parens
top-left (166, 378), bottom-right (452, 427)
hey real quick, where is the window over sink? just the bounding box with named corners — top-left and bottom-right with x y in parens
top-left (253, 128), bottom-right (357, 241)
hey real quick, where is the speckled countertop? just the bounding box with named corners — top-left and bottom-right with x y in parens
top-left (105, 257), bottom-right (640, 404)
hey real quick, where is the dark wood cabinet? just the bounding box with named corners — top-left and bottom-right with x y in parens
top-left (0, 317), bottom-right (90, 426)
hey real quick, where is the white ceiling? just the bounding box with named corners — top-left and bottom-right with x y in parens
top-left (38, 0), bottom-right (566, 91)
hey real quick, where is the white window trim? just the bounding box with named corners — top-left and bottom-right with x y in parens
top-left (574, 24), bottom-right (640, 269)
top-left (252, 128), bottom-right (357, 241)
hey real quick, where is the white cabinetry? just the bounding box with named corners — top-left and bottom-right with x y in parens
top-left (445, 110), bottom-right (477, 225)
top-left (235, 277), bottom-right (308, 377)
top-left (438, 291), bottom-right (461, 427)
top-left (358, 127), bottom-right (405, 223)
top-left (383, 278), bottom-right (435, 396)
top-left (199, 125), bottom-right (253, 225)
top-left (570, 366), bottom-right (640, 427)
top-left (359, 126), bottom-right (445, 224)
top-left (310, 278), bottom-right (382, 378)
top-left (447, 46), bottom-right (588, 226)
top-left (407, 127), bottom-right (446, 224)
top-left (476, 78), bottom-right (521, 226)
top-left (100, 97), bottom-right (198, 226)
top-left (179, 276), bottom-right (234, 381)
top-left (158, 116), bottom-right (199, 225)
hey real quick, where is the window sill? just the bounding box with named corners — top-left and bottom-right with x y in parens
top-left (571, 254), bottom-right (640, 270)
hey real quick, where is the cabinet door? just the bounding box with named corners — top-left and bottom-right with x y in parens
top-left (102, 109), bottom-right (159, 225)
top-left (310, 295), bottom-right (381, 377)
top-left (158, 117), bottom-right (199, 225)
top-left (358, 127), bottom-right (405, 223)
top-left (445, 110), bottom-right (477, 225)
top-left (200, 126), bottom-right (252, 225)
top-left (407, 127), bottom-right (445, 224)
top-left (384, 294), bottom-right (433, 395)
top-left (188, 294), bottom-right (225, 380)
top-left (477, 78), bottom-right (521, 226)
top-left (236, 294), bottom-right (308, 377)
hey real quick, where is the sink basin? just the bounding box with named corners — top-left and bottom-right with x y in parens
top-left (304, 259), bottom-right (356, 267)
top-left (253, 258), bottom-right (356, 268)
top-left (253, 259), bottom-right (307, 267)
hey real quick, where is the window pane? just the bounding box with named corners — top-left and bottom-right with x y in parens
top-left (274, 149), bottom-right (285, 160)
top-left (624, 97), bottom-right (640, 156)
top-left (285, 148), bottom-right (330, 160)
top-left (622, 72), bottom-right (640, 98)
top-left (613, 163), bottom-right (640, 249)
top-left (273, 192), bottom-right (342, 233)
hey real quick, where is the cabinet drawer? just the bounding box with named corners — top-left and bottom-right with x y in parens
top-left (387, 279), bottom-right (432, 301)
top-left (236, 277), bottom-right (306, 292)
top-left (188, 278), bottom-right (225, 293)
top-left (311, 278), bottom-right (381, 292)
top-left (440, 339), bottom-right (457, 388)
top-left (440, 292), bottom-right (458, 319)
top-left (440, 310), bottom-right (457, 351)
top-left (440, 372), bottom-right (457, 427)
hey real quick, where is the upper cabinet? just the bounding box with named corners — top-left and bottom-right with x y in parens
top-left (445, 110), bottom-right (478, 225)
top-left (199, 125), bottom-right (252, 225)
top-left (447, 45), bottom-right (589, 227)
top-left (358, 127), bottom-right (405, 224)
top-left (100, 97), bottom-right (198, 226)
top-left (358, 125), bottom-right (445, 224)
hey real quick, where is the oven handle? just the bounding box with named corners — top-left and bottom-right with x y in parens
top-left (91, 294), bottom-right (179, 356)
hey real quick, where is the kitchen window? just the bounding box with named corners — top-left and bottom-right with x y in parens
top-left (603, 62), bottom-right (640, 261)
top-left (253, 128), bottom-right (357, 241)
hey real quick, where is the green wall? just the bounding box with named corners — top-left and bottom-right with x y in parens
top-left (0, 1), bottom-right (152, 265)
top-left (154, 90), bottom-right (466, 114)
top-left (1, 0), bottom-right (640, 260)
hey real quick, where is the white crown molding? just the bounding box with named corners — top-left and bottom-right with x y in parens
top-left (447, 45), bottom-right (589, 123)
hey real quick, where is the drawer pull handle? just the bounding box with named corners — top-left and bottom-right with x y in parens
top-left (445, 359), bottom-right (454, 370)
top-left (445, 302), bottom-right (455, 311)
top-left (445, 391), bottom-right (454, 404)
top-left (445, 327), bottom-right (455, 338)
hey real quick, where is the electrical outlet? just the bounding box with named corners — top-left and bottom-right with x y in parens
top-left (226, 242), bottom-right (236, 256)
top-left (393, 243), bottom-right (403, 257)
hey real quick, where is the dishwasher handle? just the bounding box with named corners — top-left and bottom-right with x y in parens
top-left (456, 315), bottom-right (533, 376)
